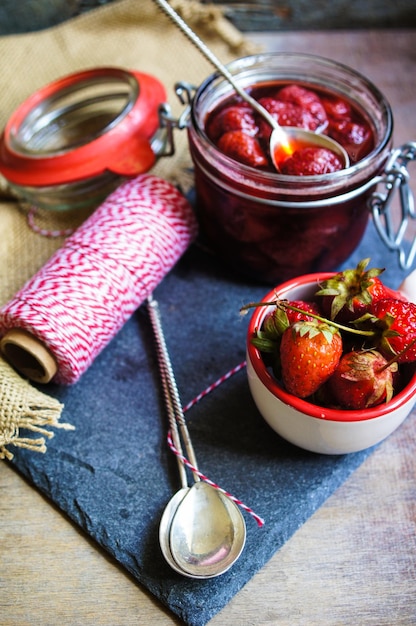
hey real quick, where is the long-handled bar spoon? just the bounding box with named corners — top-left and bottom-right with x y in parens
top-left (152, 0), bottom-right (349, 170)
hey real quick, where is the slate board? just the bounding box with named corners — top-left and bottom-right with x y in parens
top-left (8, 219), bottom-right (411, 626)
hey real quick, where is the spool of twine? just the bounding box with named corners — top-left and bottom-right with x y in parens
top-left (0, 174), bottom-right (197, 384)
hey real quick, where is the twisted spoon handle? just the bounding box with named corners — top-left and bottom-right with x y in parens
top-left (147, 296), bottom-right (200, 483)
top-left (152, 0), bottom-right (279, 131)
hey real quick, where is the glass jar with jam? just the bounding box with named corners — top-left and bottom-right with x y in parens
top-left (183, 52), bottom-right (412, 282)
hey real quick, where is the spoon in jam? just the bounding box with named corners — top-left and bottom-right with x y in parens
top-left (153, 0), bottom-right (349, 171)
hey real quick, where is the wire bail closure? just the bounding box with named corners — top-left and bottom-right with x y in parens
top-left (369, 142), bottom-right (416, 270)
top-left (156, 81), bottom-right (197, 158)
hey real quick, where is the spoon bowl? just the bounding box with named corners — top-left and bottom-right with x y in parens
top-left (159, 487), bottom-right (194, 576)
top-left (153, 0), bottom-right (350, 171)
top-left (169, 481), bottom-right (246, 578)
top-left (271, 126), bottom-right (350, 171)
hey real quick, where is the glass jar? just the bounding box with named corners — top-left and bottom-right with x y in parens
top-left (186, 53), bottom-right (395, 283)
top-left (0, 67), bottom-right (168, 211)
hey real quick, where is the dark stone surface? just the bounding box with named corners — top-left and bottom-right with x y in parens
top-left (8, 219), bottom-right (410, 626)
top-left (1, 0), bottom-right (415, 35)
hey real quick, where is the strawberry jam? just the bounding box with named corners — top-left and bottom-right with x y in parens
top-left (186, 53), bottom-right (393, 283)
top-left (205, 81), bottom-right (374, 174)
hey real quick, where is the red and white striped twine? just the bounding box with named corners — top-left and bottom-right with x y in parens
top-left (167, 429), bottom-right (264, 528)
top-left (182, 361), bottom-right (247, 412)
top-left (0, 174), bottom-right (198, 384)
top-left (27, 207), bottom-right (76, 238)
top-left (169, 361), bottom-right (265, 527)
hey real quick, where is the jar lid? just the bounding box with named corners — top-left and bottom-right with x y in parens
top-left (0, 67), bottom-right (167, 186)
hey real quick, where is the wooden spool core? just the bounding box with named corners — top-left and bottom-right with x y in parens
top-left (0, 329), bottom-right (58, 383)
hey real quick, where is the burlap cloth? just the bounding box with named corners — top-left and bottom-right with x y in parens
top-left (0, 0), bottom-right (254, 457)
top-left (0, 358), bottom-right (74, 460)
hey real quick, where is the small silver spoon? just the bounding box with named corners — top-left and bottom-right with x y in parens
top-left (156, 370), bottom-right (193, 576)
top-left (155, 361), bottom-right (224, 579)
top-left (147, 296), bottom-right (246, 578)
top-left (157, 376), bottom-right (245, 578)
top-left (153, 0), bottom-right (349, 170)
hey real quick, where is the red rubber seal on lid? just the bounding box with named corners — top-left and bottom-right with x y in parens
top-left (0, 67), bottom-right (167, 186)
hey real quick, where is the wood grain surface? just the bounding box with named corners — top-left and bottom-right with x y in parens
top-left (2, 0), bottom-right (415, 35)
top-left (1, 29), bottom-right (416, 626)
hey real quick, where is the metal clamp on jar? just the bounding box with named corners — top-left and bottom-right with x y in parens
top-left (369, 142), bottom-right (416, 270)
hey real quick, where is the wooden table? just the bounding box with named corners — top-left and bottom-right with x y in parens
top-left (1, 29), bottom-right (415, 626)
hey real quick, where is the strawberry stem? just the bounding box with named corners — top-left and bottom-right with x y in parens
top-left (240, 299), bottom-right (376, 337)
top-left (376, 335), bottom-right (416, 372)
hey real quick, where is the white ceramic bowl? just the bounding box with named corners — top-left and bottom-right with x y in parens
top-left (246, 272), bottom-right (416, 454)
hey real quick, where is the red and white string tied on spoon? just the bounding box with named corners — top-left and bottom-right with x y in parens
top-left (170, 360), bottom-right (265, 527)
top-left (0, 174), bottom-right (198, 384)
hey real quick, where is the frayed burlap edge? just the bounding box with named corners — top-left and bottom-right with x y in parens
top-left (0, 357), bottom-right (74, 461)
top-left (168, 0), bottom-right (260, 54)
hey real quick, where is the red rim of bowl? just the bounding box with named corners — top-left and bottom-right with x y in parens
top-left (247, 272), bottom-right (416, 423)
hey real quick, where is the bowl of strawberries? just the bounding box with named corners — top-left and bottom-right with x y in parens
top-left (244, 259), bottom-right (416, 454)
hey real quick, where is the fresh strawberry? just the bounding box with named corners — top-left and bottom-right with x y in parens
top-left (279, 147), bottom-right (343, 176)
top-left (284, 300), bottom-right (321, 324)
top-left (280, 320), bottom-right (343, 398)
top-left (315, 258), bottom-right (393, 322)
top-left (370, 298), bottom-right (416, 363)
top-left (257, 98), bottom-right (319, 139)
top-left (251, 299), bottom-right (321, 367)
top-left (261, 308), bottom-right (288, 340)
top-left (321, 96), bottom-right (352, 121)
top-left (328, 119), bottom-right (373, 162)
top-left (258, 300), bottom-right (320, 343)
top-left (217, 130), bottom-right (268, 167)
top-left (328, 349), bottom-right (397, 409)
top-left (275, 84), bottom-right (328, 128)
top-left (207, 104), bottom-right (258, 141)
